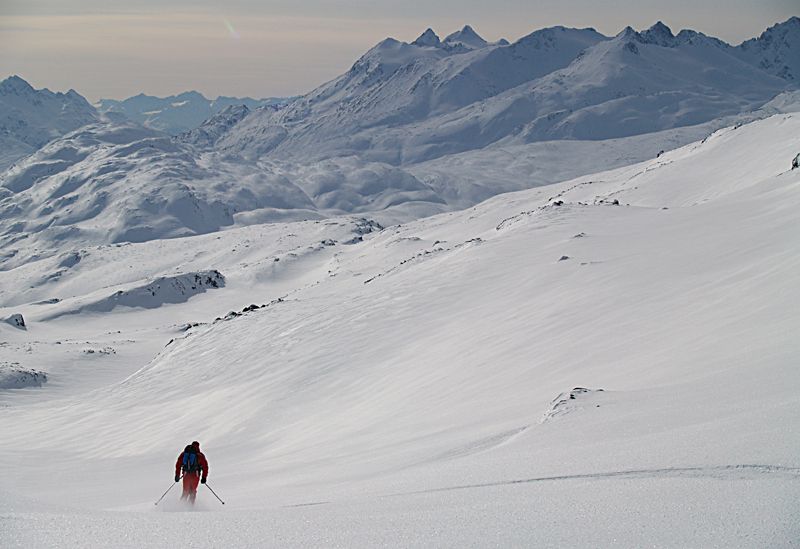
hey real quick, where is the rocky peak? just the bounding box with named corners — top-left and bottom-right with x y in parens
top-left (412, 28), bottom-right (441, 48)
top-left (639, 21), bottom-right (675, 46)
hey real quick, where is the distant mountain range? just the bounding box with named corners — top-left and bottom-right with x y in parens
top-left (0, 78), bottom-right (293, 170)
top-left (96, 92), bottom-right (294, 135)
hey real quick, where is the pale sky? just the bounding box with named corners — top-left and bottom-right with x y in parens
top-left (1, 0), bottom-right (796, 102)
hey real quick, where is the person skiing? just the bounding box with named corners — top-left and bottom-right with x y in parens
top-left (174, 440), bottom-right (209, 503)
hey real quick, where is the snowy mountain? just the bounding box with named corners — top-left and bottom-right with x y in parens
top-left (96, 92), bottom-right (292, 135)
top-left (0, 119), bottom-right (455, 266)
top-left (0, 76), bottom-right (99, 171)
top-left (216, 21), bottom-right (797, 164)
top-left (2, 19), bottom-right (798, 266)
top-left (1, 112), bottom-right (798, 546)
top-left (6, 108), bottom-right (769, 268)
top-left (415, 24), bottom-right (506, 50)
top-left (176, 104), bottom-right (253, 148)
top-left (0, 121), bottom-right (307, 252)
top-left (734, 16), bottom-right (800, 81)
top-left (216, 25), bottom-right (608, 161)
top-left (443, 25), bottom-right (490, 49)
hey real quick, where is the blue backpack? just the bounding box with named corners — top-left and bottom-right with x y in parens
top-left (182, 449), bottom-right (200, 473)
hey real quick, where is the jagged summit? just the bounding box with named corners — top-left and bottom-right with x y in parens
top-left (0, 75), bottom-right (99, 169)
top-left (611, 22), bottom-right (731, 50)
top-left (754, 14), bottom-right (800, 37)
top-left (648, 21), bottom-right (673, 34)
top-left (412, 28), bottom-right (441, 47)
top-left (0, 75), bottom-right (35, 93)
top-left (736, 16), bottom-right (800, 80)
top-left (0, 75), bottom-right (93, 106)
top-left (443, 25), bottom-right (488, 49)
top-left (411, 25), bottom-right (493, 51)
top-left (639, 21), bottom-right (675, 46)
top-left (616, 26), bottom-right (638, 39)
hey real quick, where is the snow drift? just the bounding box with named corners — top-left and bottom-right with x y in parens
top-left (44, 270), bottom-right (226, 319)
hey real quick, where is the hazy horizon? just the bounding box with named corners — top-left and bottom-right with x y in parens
top-left (1, 0), bottom-right (797, 102)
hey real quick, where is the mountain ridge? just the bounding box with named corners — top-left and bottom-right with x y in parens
top-left (215, 19), bottom-right (797, 163)
top-left (96, 91), bottom-right (292, 135)
top-left (0, 75), bottom-right (100, 171)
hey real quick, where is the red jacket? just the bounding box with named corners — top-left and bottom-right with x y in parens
top-left (175, 450), bottom-right (209, 480)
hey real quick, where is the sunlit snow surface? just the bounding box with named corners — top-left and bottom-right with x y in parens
top-left (1, 115), bottom-right (799, 547)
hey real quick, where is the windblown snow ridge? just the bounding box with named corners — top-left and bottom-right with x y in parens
top-left (45, 270), bottom-right (225, 318)
top-left (540, 387), bottom-right (606, 423)
top-left (0, 362), bottom-right (47, 389)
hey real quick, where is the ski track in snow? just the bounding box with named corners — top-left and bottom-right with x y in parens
top-left (387, 464), bottom-right (800, 498)
top-left (276, 463), bottom-right (800, 508)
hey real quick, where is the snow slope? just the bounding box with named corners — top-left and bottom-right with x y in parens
top-left (0, 76), bottom-right (99, 171)
top-left (1, 113), bottom-right (798, 547)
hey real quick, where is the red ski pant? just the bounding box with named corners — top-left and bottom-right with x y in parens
top-left (182, 472), bottom-right (200, 501)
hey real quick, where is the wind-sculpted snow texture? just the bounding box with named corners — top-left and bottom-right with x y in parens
top-left (0, 362), bottom-right (47, 389)
top-left (540, 387), bottom-right (606, 422)
top-left (0, 114), bottom-right (798, 547)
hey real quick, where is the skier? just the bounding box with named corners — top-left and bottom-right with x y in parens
top-left (174, 440), bottom-right (209, 503)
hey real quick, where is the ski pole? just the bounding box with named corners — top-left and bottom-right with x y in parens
top-left (205, 482), bottom-right (226, 505)
top-left (155, 474), bottom-right (183, 506)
